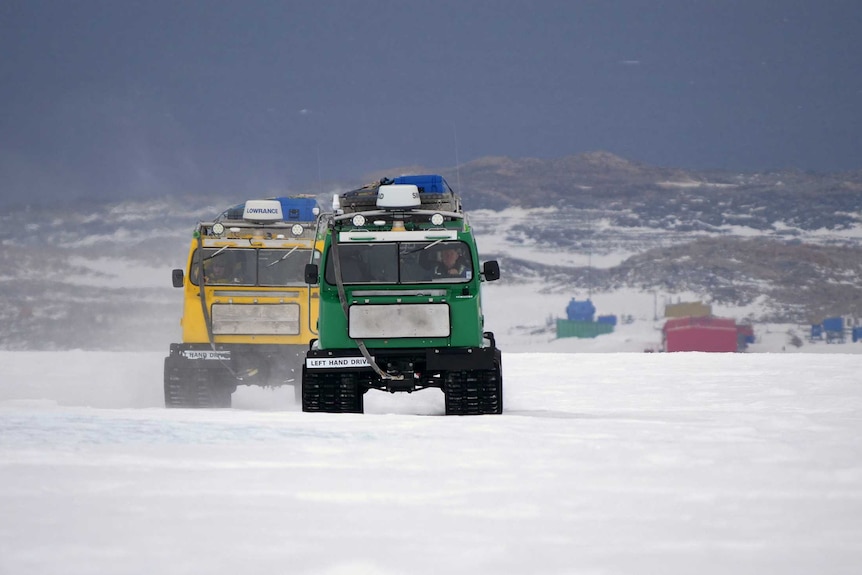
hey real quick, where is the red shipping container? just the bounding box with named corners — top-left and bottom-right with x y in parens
top-left (663, 316), bottom-right (738, 353)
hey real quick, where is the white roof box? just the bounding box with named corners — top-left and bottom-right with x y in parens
top-left (377, 184), bottom-right (421, 209)
top-left (243, 199), bottom-right (283, 223)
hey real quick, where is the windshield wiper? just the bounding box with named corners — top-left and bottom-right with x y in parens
top-left (267, 246), bottom-right (298, 267)
top-left (403, 239), bottom-right (446, 256)
top-left (204, 246), bottom-right (229, 261)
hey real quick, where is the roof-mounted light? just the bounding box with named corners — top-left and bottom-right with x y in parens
top-left (430, 213), bottom-right (444, 226)
top-left (377, 184), bottom-right (421, 209)
top-left (211, 222), bottom-right (225, 236)
top-left (351, 214), bottom-right (366, 227)
top-left (291, 224), bottom-right (304, 236)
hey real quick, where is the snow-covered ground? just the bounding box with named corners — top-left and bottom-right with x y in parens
top-left (2, 350), bottom-right (861, 574)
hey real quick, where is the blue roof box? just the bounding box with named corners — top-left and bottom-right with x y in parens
top-left (276, 197), bottom-right (319, 221)
top-left (392, 175), bottom-right (452, 195)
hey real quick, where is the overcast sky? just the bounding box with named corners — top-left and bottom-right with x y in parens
top-left (2, 0), bottom-right (861, 201)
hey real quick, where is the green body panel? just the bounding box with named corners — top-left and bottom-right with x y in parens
top-left (316, 230), bottom-right (486, 350)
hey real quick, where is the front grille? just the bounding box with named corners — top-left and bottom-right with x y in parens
top-left (349, 303), bottom-right (450, 339)
top-left (212, 303), bottom-right (300, 335)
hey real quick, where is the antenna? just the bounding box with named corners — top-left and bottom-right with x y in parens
top-left (453, 124), bottom-right (462, 192)
top-left (316, 145), bottom-right (323, 196)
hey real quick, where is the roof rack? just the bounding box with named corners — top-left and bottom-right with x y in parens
top-left (338, 175), bottom-right (461, 215)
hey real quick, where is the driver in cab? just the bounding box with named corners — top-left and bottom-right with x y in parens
top-left (434, 245), bottom-right (468, 278)
top-left (204, 258), bottom-right (238, 284)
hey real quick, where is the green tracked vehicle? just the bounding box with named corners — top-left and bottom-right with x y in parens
top-left (301, 175), bottom-right (503, 415)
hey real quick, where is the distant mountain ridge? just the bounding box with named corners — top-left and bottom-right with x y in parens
top-left (430, 151), bottom-right (862, 215)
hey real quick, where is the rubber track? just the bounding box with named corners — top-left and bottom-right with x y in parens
top-left (164, 360), bottom-right (232, 408)
top-left (444, 366), bottom-right (503, 415)
top-left (302, 370), bottom-right (364, 413)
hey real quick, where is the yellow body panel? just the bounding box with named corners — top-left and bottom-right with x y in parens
top-left (178, 238), bottom-right (321, 345)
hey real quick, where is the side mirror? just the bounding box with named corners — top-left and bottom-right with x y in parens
top-left (482, 260), bottom-right (500, 282)
top-left (304, 263), bottom-right (319, 285)
top-left (172, 269), bottom-right (184, 288)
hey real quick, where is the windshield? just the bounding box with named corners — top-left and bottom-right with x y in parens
top-left (192, 247), bottom-right (318, 286)
top-left (324, 241), bottom-right (473, 285)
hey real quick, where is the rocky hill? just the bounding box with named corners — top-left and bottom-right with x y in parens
top-left (435, 151), bottom-right (862, 216)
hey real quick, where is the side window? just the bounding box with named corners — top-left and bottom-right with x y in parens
top-left (194, 249), bottom-right (256, 286)
top-left (325, 244), bottom-right (397, 284)
top-left (363, 244), bottom-right (398, 282)
top-left (259, 248), bottom-right (315, 286)
top-left (400, 241), bottom-right (472, 283)
top-left (190, 252), bottom-right (202, 285)
top-left (399, 242), bottom-right (438, 282)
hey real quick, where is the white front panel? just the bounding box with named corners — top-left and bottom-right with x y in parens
top-left (203, 238), bottom-right (314, 248)
top-left (338, 230), bottom-right (457, 242)
top-left (212, 303), bottom-right (300, 335)
top-left (349, 304), bottom-right (450, 339)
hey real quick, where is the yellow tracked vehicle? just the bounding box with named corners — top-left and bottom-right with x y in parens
top-left (164, 197), bottom-right (323, 407)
